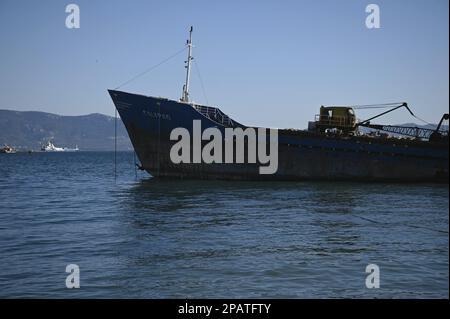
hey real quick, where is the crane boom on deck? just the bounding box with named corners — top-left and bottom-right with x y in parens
top-left (312, 102), bottom-right (448, 142)
top-left (355, 103), bottom-right (448, 141)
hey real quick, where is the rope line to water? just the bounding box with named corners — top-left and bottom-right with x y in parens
top-left (352, 214), bottom-right (448, 234)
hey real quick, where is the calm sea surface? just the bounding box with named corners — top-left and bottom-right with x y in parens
top-left (0, 152), bottom-right (448, 298)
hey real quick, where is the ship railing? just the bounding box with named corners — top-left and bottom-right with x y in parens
top-left (195, 105), bottom-right (234, 127)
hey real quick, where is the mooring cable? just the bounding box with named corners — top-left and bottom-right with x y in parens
top-left (133, 151), bottom-right (137, 180)
top-left (114, 108), bottom-right (117, 180)
top-left (352, 213), bottom-right (449, 234)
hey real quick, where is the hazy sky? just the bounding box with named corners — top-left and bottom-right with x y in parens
top-left (0, 0), bottom-right (448, 128)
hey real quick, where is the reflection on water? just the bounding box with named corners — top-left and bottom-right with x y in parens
top-left (0, 152), bottom-right (448, 298)
top-left (111, 177), bottom-right (448, 298)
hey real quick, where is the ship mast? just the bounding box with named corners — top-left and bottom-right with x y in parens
top-left (181, 26), bottom-right (193, 103)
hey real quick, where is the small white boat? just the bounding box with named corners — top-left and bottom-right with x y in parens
top-left (41, 141), bottom-right (64, 152)
top-left (41, 141), bottom-right (78, 152)
top-left (0, 145), bottom-right (17, 154)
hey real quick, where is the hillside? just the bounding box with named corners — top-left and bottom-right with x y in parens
top-left (0, 110), bottom-right (132, 151)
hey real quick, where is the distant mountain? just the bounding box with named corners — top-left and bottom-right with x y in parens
top-left (0, 109), bottom-right (132, 151)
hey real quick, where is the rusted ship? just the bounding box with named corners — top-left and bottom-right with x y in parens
top-left (108, 27), bottom-right (448, 182)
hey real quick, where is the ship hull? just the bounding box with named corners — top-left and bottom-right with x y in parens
top-left (109, 90), bottom-right (449, 182)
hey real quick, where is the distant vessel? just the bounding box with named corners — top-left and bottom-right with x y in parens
top-left (41, 141), bottom-right (64, 152)
top-left (41, 141), bottom-right (79, 152)
top-left (0, 145), bottom-right (17, 154)
top-left (109, 27), bottom-right (449, 182)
